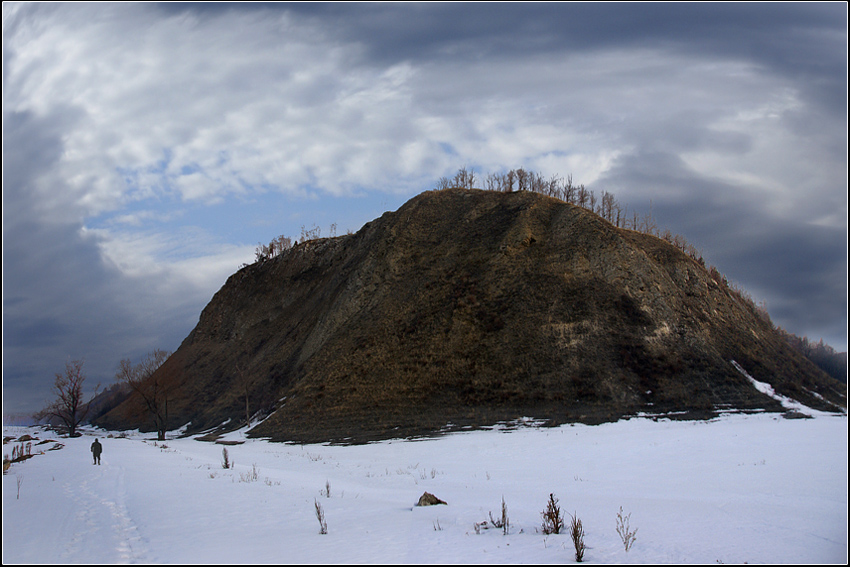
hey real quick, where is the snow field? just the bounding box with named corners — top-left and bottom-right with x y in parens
top-left (3, 411), bottom-right (847, 564)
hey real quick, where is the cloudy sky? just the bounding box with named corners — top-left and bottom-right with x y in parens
top-left (3, 3), bottom-right (847, 416)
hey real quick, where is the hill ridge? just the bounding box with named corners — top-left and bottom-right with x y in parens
top-left (96, 188), bottom-right (846, 442)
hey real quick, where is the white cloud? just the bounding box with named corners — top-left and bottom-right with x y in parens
top-left (10, 4), bottom-right (834, 227)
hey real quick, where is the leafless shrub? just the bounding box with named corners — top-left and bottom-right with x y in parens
top-left (255, 234), bottom-right (294, 263)
top-left (570, 512), bottom-right (586, 561)
top-left (221, 447), bottom-right (230, 469)
top-left (300, 224), bottom-right (321, 242)
top-left (434, 176), bottom-right (451, 190)
top-left (489, 496), bottom-right (509, 535)
top-left (238, 463), bottom-right (259, 483)
top-left (616, 506), bottom-right (638, 552)
top-left (452, 166), bottom-right (476, 189)
top-left (314, 498), bottom-right (328, 534)
top-left (541, 493), bottom-right (565, 535)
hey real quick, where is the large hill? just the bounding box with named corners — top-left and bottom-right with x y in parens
top-left (96, 188), bottom-right (846, 442)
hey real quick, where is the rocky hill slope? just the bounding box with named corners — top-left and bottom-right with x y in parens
top-left (96, 188), bottom-right (846, 442)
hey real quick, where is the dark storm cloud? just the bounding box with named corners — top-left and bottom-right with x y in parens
top-left (3, 109), bottom-right (200, 413)
top-left (161, 3), bottom-right (845, 120)
top-left (220, 6), bottom-right (843, 77)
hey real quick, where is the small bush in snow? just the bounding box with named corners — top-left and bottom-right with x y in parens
top-left (616, 506), bottom-right (638, 552)
top-left (314, 498), bottom-right (328, 534)
top-left (239, 464), bottom-right (259, 482)
top-left (489, 496), bottom-right (509, 535)
top-left (541, 493), bottom-right (565, 535)
top-left (221, 447), bottom-right (230, 469)
top-left (570, 512), bottom-right (586, 561)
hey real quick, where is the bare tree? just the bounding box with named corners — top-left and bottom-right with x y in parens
top-left (434, 176), bottom-right (451, 190)
top-left (577, 184), bottom-right (589, 209)
top-left (465, 167), bottom-right (476, 189)
top-left (115, 350), bottom-right (175, 441)
top-left (300, 225), bottom-right (321, 242)
top-left (37, 359), bottom-right (99, 437)
top-left (515, 168), bottom-right (529, 192)
top-left (451, 166), bottom-right (476, 189)
top-left (563, 174), bottom-right (576, 204)
top-left (547, 174), bottom-right (562, 198)
top-left (270, 234), bottom-right (293, 256)
top-left (255, 234), bottom-right (293, 263)
top-left (531, 171), bottom-right (546, 193)
top-left (504, 170), bottom-right (516, 192)
top-left (255, 242), bottom-right (271, 263)
top-left (600, 191), bottom-right (616, 223)
top-left (588, 190), bottom-right (597, 214)
top-left (642, 211), bottom-right (657, 236)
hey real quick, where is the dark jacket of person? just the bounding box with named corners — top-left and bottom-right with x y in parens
top-left (91, 439), bottom-right (102, 456)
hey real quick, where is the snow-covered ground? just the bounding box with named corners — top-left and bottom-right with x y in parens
top-left (3, 409), bottom-right (847, 564)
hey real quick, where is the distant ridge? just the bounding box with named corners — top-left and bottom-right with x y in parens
top-left (96, 188), bottom-right (846, 442)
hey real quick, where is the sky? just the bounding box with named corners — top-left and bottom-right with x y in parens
top-left (2, 3), bottom-right (847, 416)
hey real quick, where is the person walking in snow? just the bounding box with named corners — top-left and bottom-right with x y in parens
top-left (91, 438), bottom-right (102, 465)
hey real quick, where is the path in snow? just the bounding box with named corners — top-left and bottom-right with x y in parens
top-left (59, 462), bottom-right (146, 562)
top-left (3, 434), bottom-right (151, 563)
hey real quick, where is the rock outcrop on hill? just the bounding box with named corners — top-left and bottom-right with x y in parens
top-left (96, 188), bottom-right (846, 442)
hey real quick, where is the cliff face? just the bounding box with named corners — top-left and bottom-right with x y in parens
top-left (97, 189), bottom-right (846, 442)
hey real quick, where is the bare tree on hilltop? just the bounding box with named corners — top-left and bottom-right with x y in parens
top-left (255, 234), bottom-right (294, 263)
top-left (433, 166), bottom-right (784, 322)
top-left (438, 166), bottom-right (707, 260)
top-left (253, 223), bottom-right (335, 265)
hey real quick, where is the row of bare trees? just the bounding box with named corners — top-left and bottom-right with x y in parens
top-left (254, 223), bottom-right (340, 264)
top-left (438, 167), bottom-right (646, 229)
top-left (39, 346), bottom-right (265, 440)
top-left (38, 350), bottom-right (176, 441)
top-left (255, 234), bottom-right (294, 263)
top-left (433, 167), bottom-right (793, 323)
top-left (436, 167), bottom-right (706, 266)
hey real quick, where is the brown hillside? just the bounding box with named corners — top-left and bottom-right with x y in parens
top-left (96, 188), bottom-right (847, 442)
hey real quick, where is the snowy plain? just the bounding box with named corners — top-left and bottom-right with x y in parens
top-left (3, 403), bottom-right (847, 565)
